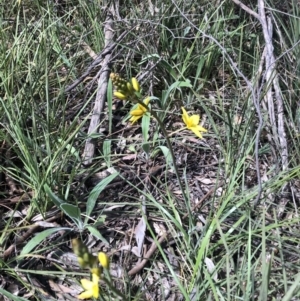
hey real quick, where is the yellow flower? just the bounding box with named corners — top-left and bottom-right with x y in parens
top-left (98, 252), bottom-right (109, 269)
top-left (181, 107), bottom-right (207, 139)
top-left (78, 273), bottom-right (99, 300)
top-left (129, 97), bottom-right (150, 124)
top-left (131, 77), bottom-right (140, 92)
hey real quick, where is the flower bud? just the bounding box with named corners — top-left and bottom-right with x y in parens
top-left (131, 77), bottom-right (140, 92)
top-left (127, 82), bottom-right (134, 93)
top-left (114, 91), bottom-right (127, 100)
top-left (98, 252), bottom-right (110, 269)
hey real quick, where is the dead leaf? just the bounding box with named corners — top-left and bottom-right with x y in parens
top-left (195, 177), bottom-right (215, 184)
top-left (134, 216), bottom-right (146, 257)
top-left (205, 257), bottom-right (218, 281)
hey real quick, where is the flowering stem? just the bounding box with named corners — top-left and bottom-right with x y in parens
top-left (136, 99), bottom-right (191, 212)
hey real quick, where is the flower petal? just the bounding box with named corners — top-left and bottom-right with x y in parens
top-left (130, 108), bottom-right (144, 116)
top-left (78, 290), bottom-right (93, 300)
top-left (188, 115), bottom-right (200, 127)
top-left (92, 284), bottom-right (99, 298)
top-left (197, 125), bottom-right (207, 133)
top-left (190, 127), bottom-right (203, 139)
top-left (130, 115), bottom-right (142, 124)
top-left (181, 107), bottom-right (189, 126)
top-left (80, 279), bottom-right (94, 291)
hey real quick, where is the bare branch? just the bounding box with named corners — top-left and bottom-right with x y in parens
top-left (82, 11), bottom-right (115, 165)
top-left (231, 0), bottom-right (260, 20)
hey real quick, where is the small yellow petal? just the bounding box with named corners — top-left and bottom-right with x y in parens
top-left (77, 257), bottom-right (86, 268)
top-left (188, 115), bottom-right (200, 128)
top-left (90, 267), bottom-right (101, 276)
top-left (181, 107), bottom-right (189, 126)
top-left (190, 127), bottom-right (203, 139)
top-left (130, 115), bottom-right (142, 124)
top-left (80, 279), bottom-right (94, 291)
top-left (130, 108), bottom-right (144, 116)
top-left (197, 125), bottom-right (207, 133)
top-left (78, 291), bottom-right (93, 299)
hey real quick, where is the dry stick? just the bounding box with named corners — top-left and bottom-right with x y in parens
top-left (231, 0), bottom-right (260, 19)
top-left (262, 13), bottom-right (288, 171)
top-left (83, 11), bottom-right (115, 165)
top-left (127, 233), bottom-right (167, 276)
top-left (64, 30), bottom-right (128, 94)
top-left (232, 0), bottom-right (288, 171)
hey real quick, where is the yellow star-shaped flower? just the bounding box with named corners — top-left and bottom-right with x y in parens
top-left (129, 97), bottom-right (150, 124)
top-left (78, 273), bottom-right (99, 300)
top-left (181, 107), bottom-right (207, 139)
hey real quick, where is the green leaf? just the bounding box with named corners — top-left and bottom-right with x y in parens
top-left (161, 81), bottom-right (192, 107)
top-left (44, 184), bottom-right (64, 207)
top-left (85, 225), bottom-right (109, 245)
top-left (86, 172), bottom-right (119, 221)
top-left (0, 288), bottom-right (30, 301)
top-left (142, 111), bottom-right (150, 142)
top-left (60, 203), bottom-right (83, 229)
top-left (21, 227), bottom-right (70, 255)
top-left (57, 138), bottom-right (80, 161)
top-left (157, 146), bottom-right (173, 169)
top-left (103, 139), bottom-right (111, 167)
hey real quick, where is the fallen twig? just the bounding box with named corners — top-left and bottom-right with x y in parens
top-left (82, 10), bottom-right (115, 165)
top-left (127, 233), bottom-right (167, 276)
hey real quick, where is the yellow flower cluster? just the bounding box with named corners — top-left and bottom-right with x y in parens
top-left (110, 73), bottom-right (207, 138)
top-left (110, 73), bottom-right (140, 100)
top-left (72, 239), bottom-right (110, 299)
